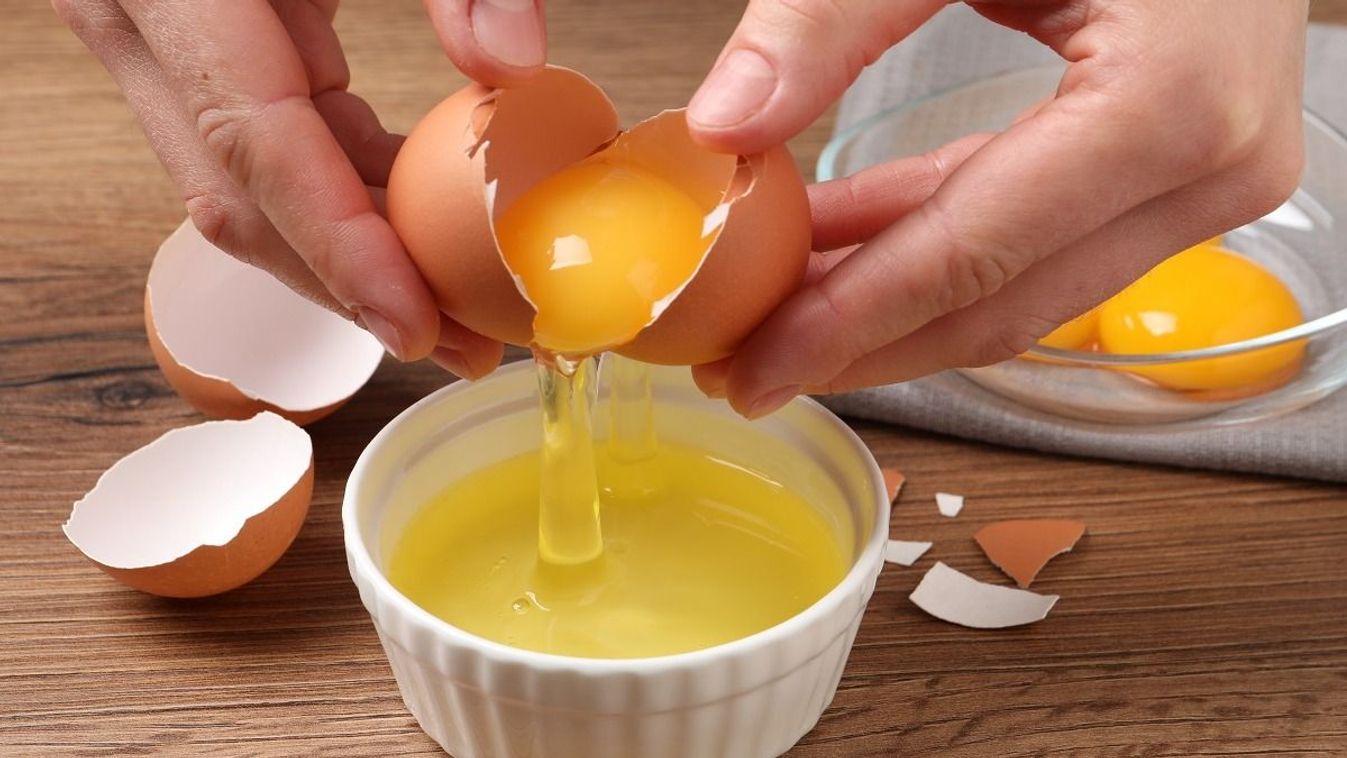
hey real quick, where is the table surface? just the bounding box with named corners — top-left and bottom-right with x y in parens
top-left (4, 1), bottom-right (1347, 755)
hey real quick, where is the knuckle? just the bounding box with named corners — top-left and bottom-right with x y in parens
top-left (1140, 70), bottom-right (1267, 176)
top-left (923, 205), bottom-right (1017, 313)
top-left (810, 283), bottom-right (870, 368)
top-left (1243, 134), bottom-right (1305, 217)
top-left (191, 94), bottom-right (313, 192)
top-left (184, 192), bottom-right (244, 260)
top-left (193, 103), bottom-right (256, 187)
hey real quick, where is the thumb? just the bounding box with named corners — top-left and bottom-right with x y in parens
top-left (423, 0), bottom-right (546, 87)
top-left (688, 0), bottom-right (947, 153)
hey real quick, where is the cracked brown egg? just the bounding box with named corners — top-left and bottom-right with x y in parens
top-left (387, 66), bottom-right (811, 364)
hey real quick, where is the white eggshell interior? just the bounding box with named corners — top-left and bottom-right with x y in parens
top-left (63, 412), bottom-right (312, 569)
top-left (148, 220), bottom-right (385, 411)
top-left (909, 562), bottom-right (1059, 629)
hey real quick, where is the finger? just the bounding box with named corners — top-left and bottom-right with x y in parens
top-left (52, 0), bottom-right (342, 313)
top-left (423, 0), bottom-right (546, 87)
top-left (816, 142), bottom-right (1303, 392)
top-left (269, 2), bottom-right (405, 187)
top-left (314, 91), bottom-right (406, 187)
top-left (120, 0), bottom-right (440, 360)
top-left (691, 245), bottom-right (859, 399)
top-left (688, 0), bottom-right (947, 153)
top-left (270, 0), bottom-right (350, 94)
top-left (435, 313), bottom-right (505, 379)
top-left (721, 57), bottom-right (1264, 417)
top-left (809, 132), bottom-right (992, 251)
top-left (691, 358), bottom-right (731, 399)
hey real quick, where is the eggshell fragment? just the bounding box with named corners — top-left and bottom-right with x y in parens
top-left (975, 519), bottom-right (1086, 588)
top-left (910, 562), bottom-right (1059, 629)
top-left (885, 540), bottom-right (932, 567)
top-left (146, 220), bottom-right (385, 425)
top-left (881, 467), bottom-right (906, 502)
top-left (935, 492), bottom-right (964, 518)
top-left (63, 412), bottom-right (314, 598)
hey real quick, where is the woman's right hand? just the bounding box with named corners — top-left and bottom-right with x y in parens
top-left (53, 0), bottom-right (548, 378)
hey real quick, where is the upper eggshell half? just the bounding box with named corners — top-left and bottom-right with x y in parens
top-left (146, 220), bottom-right (385, 425)
top-left (63, 411), bottom-right (314, 598)
top-left (388, 66), bottom-right (621, 346)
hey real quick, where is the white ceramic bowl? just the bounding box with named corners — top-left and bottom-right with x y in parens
top-left (343, 361), bottom-right (889, 758)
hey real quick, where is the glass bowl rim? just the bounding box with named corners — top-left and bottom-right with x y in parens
top-left (815, 64), bottom-right (1347, 367)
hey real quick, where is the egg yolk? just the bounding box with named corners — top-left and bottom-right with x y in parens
top-left (494, 156), bottom-right (715, 355)
top-left (1037, 306), bottom-right (1101, 351)
top-left (1098, 245), bottom-right (1305, 392)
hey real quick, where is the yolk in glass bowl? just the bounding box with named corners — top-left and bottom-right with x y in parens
top-left (1096, 245), bottom-right (1305, 392)
top-left (1037, 306), bottom-right (1101, 351)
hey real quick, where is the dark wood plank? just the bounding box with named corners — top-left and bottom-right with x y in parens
top-left (3, 1), bottom-right (1346, 755)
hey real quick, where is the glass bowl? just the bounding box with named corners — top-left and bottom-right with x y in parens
top-left (818, 65), bottom-right (1347, 428)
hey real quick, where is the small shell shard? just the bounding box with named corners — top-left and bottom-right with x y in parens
top-left (909, 562), bottom-right (1059, 629)
top-left (881, 467), bottom-right (906, 502)
top-left (935, 492), bottom-right (964, 518)
top-left (974, 519), bottom-right (1086, 588)
top-left (884, 540), bottom-right (932, 567)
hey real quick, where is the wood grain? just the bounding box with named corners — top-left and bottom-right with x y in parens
top-left (3, 1), bottom-right (1347, 755)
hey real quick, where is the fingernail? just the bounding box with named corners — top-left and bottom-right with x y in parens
top-left (688, 48), bottom-right (777, 129)
top-left (356, 308), bottom-right (405, 360)
top-left (430, 346), bottom-right (475, 379)
top-left (745, 384), bottom-right (802, 420)
top-left (471, 0), bottom-right (545, 69)
top-left (704, 385), bottom-right (727, 400)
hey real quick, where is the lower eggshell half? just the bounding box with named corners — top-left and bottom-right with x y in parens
top-left (93, 458), bottom-right (315, 598)
top-left (144, 290), bottom-right (350, 427)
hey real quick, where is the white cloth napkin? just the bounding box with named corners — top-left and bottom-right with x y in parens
top-left (819, 6), bottom-right (1347, 482)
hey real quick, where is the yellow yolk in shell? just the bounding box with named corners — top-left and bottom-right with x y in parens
top-left (494, 156), bottom-right (716, 355)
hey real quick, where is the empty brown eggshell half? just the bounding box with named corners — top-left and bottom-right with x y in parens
top-left (62, 412), bottom-right (314, 598)
top-left (387, 65), bottom-right (811, 366)
top-left (145, 220), bottom-right (386, 426)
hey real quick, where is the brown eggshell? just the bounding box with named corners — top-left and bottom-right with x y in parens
top-left (618, 116), bottom-right (812, 365)
top-left (881, 467), bottom-right (907, 503)
top-left (146, 291), bottom-right (347, 427)
top-left (145, 221), bottom-right (385, 426)
top-left (99, 462), bottom-right (313, 598)
top-left (387, 66), bottom-right (620, 345)
top-left (974, 519), bottom-right (1086, 588)
top-left (63, 412), bottom-right (314, 599)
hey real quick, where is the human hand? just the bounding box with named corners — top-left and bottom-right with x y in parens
top-left (52, 0), bottom-right (548, 378)
top-left (687, 0), bottom-right (1308, 418)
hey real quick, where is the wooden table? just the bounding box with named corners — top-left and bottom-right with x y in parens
top-left (4, 1), bottom-right (1346, 755)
